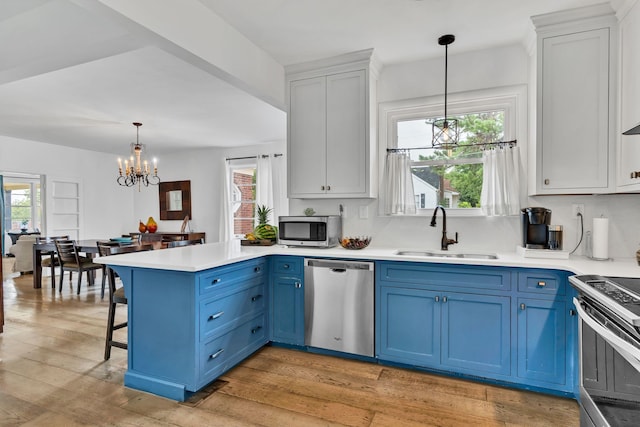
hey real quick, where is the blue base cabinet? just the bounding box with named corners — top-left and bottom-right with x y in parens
top-left (379, 286), bottom-right (441, 366)
top-left (516, 269), bottom-right (577, 394)
top-left (113, 258), bottom-right (268, 401)
top-left (377, 261), bottom-right (577, 396)
top-left (270, 256), bottom-right (304, 345)
top-left (378, 262), bottom-right (511, 379)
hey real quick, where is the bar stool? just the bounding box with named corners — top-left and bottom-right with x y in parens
top-left (104, 244), bottom-right (154, 360)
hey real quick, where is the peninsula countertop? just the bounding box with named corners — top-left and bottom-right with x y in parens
top-left (94, 240), bottom-right (640, 278)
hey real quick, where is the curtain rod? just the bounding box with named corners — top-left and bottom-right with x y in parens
top-left (226, 153), bottom-right (283, 161)
top-left (386, 139), bottom-right (517, 153)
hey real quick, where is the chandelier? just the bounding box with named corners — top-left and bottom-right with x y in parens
top-left (432, 34), bottom-right (460, 151)
top-left (117, 122), bottom-right (160, 189)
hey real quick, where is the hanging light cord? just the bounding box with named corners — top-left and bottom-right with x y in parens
top-left (570, 212), bottom-right (584, 255)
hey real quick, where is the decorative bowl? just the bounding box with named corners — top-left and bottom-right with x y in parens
top-left (340, 236), bottom-right (371, 250)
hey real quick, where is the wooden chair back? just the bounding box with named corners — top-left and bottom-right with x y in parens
top-left (167, 238), bottom-right (204, 248)
top-left (108, 244), bottom-right (155, 255)
top-left (54, 240), bottom-right (79, 265)
top-left (36, 235), bottom-right (70, 244)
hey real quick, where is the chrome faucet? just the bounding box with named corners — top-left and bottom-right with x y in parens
top-left (430, 205), bottom-right (458, 250)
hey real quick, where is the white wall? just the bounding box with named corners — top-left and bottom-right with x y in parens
top-left (0, 136), bottom-right (133, 240)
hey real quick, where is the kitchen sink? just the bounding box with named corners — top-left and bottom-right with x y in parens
top-left (394, 250), bottom-right (498, 260)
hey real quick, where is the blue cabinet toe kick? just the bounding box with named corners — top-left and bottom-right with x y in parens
top-left (125, 371), bottom-right (193, 402)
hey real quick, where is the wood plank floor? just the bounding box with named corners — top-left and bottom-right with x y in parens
top-left (1, 259), bottom-right (579, 426)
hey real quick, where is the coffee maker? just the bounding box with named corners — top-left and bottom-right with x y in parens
top-left (521, 207), bottom-right (552, 249)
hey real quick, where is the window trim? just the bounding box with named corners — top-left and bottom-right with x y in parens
top-left (378, 85), bottom-right (527, 217)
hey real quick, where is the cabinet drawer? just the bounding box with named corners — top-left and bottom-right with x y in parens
top-left (199, 313), bottom-right (267, 385)
top-left (199, 259), bottom-right (265, 295)
top-left (200, 283), bottom-right (266, 341)
top-left (517, 270), bottom-right (567, 296)
top-left (378, 261), bottom-right (511, 292)
top-left (271, 256), bottom-right (303, 276)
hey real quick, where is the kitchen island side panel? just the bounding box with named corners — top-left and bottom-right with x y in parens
top-left (116, 266), bottom-right (199, 399)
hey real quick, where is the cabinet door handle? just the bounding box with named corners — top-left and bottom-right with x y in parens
top-left (295, 282), bottom-right (302, 289)
top-left (254, 266), bottom-right (261, 273)
top-left (283, 264), bottom-right (290, 269)
top-left (442, 296), bottom-right (448, 303)
top-left (208, 311), bottom-right (224, 321)
top-left (327, 185), bottom-right (331, 191)
top-left (520, 303), bottom-right (526, 310)
top-left (435, 296), bottom-right (440, 302)
top-left (251, 294), bottom-right (263, 302)
top-left (209, 349), bottom-right (224, 360)
top-left (251, 326), bottom-right (263, 334)
top-left (570, 309), bottom-right (576, 316)
top-left (544, 179), bottom-right (550, 185)
top-left (211, 278), bottom-right (221, 285)
top-left (321, 185), bottom-right (325, 191)
top-left (537, 281), bottom-right (546, 287)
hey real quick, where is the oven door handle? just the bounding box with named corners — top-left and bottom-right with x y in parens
top-left (573, 297), bottom-right (640, 372)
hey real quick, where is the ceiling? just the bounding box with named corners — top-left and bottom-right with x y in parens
top-left (0, 0), bottom-right (613, 156)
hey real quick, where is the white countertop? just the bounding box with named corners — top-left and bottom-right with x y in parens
top-left (94, 240), bottom-right (640, 278)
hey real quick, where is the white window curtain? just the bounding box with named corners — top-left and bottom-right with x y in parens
top-left (270, 154), bottom-right (288, 222)
top-left (255, 153), bottom-right (288, 226)
top-left (255, 155), bottom-right (273, 228)
top-left (218, 158), bottom-right (233, 242)
top-left (480, 146), bottom-right (521, 216)
top-left (380, 151), bottom-right (417, 215)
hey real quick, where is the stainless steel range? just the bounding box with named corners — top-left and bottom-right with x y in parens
top-left (569, 275), bottom-right (640, 427)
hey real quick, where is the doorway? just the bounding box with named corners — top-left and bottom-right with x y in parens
top-left (2, 173), bottom-right (44, 255)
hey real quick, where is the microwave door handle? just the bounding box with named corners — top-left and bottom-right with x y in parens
top-left (573, 297), bottom-right (640, 372)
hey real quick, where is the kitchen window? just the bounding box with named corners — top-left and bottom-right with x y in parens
top-left (229, 162), bottom-right (257, 238)
top-left (380, 85), bottom-right (524, 216)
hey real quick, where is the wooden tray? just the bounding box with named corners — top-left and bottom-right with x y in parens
top-left (241, 239), bottom-right (275, 246)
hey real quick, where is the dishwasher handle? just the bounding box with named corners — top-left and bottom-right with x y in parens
top-left (304, 258), bottom-right (374, 271)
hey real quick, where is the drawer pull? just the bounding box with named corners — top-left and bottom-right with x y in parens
top-left (211, 278), bottom-right (221, 285)
top-left (251, 326), bottom-right (263, 334)
top-left (537, 281), bottom-right (546, 287)
top-left (251, 294), bottom-right (263, 302)
top-left (208, 311), bottom-right (224, 321)
top-left (283, 264), bottom-right (290, 269)
top-left (209, 349), bottom-right (224, 360)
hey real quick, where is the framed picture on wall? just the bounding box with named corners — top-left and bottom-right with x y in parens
top-left (159, 180), bottom-right (191, 220)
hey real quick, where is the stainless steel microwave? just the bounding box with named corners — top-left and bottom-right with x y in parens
top-left (278, 215), bottom-right (342, 247)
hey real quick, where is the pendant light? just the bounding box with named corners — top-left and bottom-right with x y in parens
top-left (432, 34), bottom-right (459, 151)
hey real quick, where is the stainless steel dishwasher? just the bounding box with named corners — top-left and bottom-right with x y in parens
top-left (304, 258), bottom-right (374, 357)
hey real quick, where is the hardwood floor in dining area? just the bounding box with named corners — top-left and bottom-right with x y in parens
top-left (1, 259), bottom-right (579, 426)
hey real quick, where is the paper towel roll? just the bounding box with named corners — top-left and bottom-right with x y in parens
top-left (592, 217), bottom-right (609, 260)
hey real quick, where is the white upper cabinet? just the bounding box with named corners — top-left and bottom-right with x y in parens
top-left (617, 1), bottom-right (640, 192)
top-left (286, 50), bottom-right (377, 199)
top-left (531, 4), bottom-right (617, 195)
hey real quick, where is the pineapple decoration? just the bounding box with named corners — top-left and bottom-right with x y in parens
top-left (248, 205), bottom-right (277, 242)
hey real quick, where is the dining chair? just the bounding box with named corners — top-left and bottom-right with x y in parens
top-left (37, 235), bottom-right (69, 288)
top-left (166, 238), bottom-right (204, 248)
top-left (54, 239), bottom-right (102, 295)
top-left (96, 241), bottom-right (122, 299)
top-left (104, 243), bottom-right (154, 360)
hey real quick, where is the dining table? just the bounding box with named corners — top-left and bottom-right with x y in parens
top-left (32, 239), bottom-right (101, 289)
top-left (32, 239), bottom-right (168, 289)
